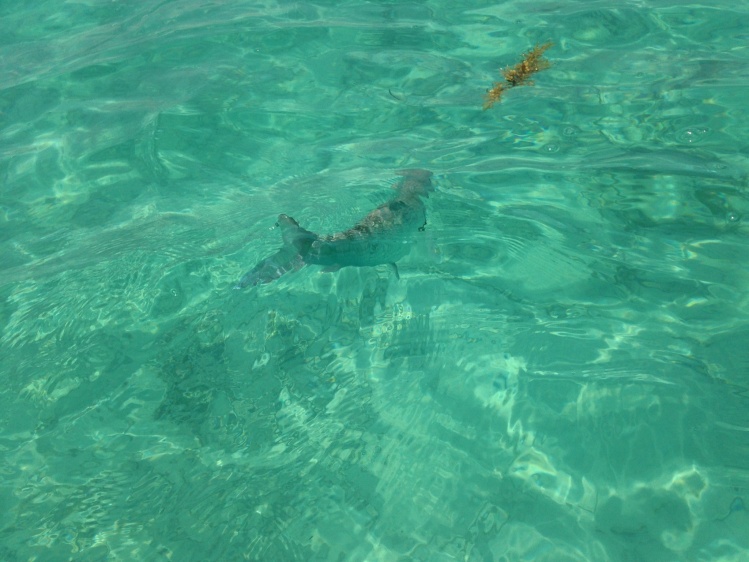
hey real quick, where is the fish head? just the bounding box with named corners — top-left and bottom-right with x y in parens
top-left (396, 169), bottom-right (434, 198)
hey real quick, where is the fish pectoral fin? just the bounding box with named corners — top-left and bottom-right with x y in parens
top-left (389, 263), bottom-right (400, 280)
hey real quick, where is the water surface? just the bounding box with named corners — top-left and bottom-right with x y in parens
top-left (2, 1), bottom-right (749, 560)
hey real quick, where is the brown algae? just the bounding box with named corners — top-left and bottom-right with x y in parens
top-left (483, 42), bottom-right (553, 109)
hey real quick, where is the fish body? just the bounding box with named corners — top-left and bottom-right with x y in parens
top-left (236, 169), bottom-right (432, 288)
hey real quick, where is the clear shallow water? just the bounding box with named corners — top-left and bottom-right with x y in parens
top-left (1, 0), bottom-right (749, 560)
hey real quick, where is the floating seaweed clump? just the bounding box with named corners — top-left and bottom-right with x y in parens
top-left (483, 42), bottom-right (553, 110)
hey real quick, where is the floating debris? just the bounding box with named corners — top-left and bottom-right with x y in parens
top-left (483, 42), bottom-right (553, 110)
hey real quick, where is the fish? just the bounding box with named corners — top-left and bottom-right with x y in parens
top-left (235, 169), bottom-right (433, 289)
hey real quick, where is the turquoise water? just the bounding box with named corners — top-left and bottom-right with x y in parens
top-left (2, 0), bottom-right (749, 560)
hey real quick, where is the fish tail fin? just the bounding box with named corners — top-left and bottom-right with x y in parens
top-left (234, 215), bottom-right (318, 289)
top-left (277, 214), bottom-right (318, 253)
